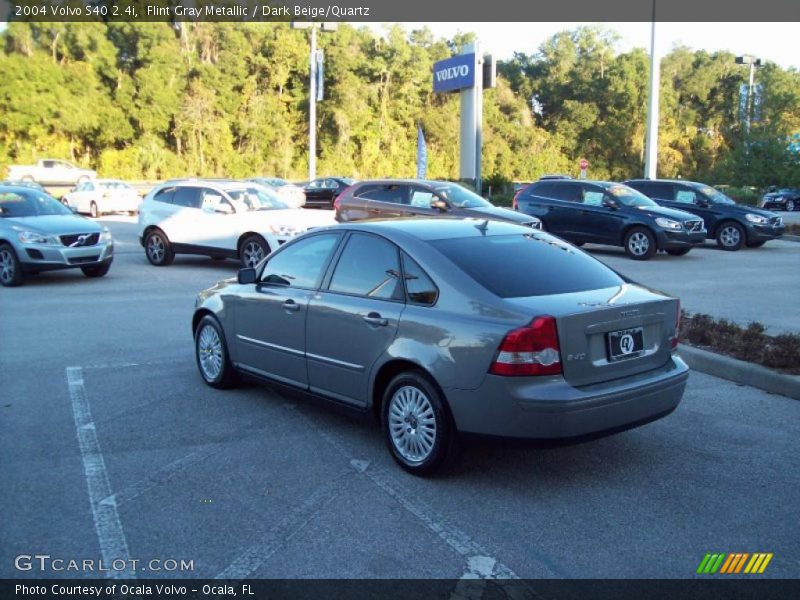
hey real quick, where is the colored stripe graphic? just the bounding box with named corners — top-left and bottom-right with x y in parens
top-left (697, 553), bottom-right (726, 574)
top-left (707, 552), bottom-right (774, 575)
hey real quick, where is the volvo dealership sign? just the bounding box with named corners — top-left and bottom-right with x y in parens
top-left (433, 53), bottom-right (476, 93)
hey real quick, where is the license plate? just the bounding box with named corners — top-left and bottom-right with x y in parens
top-left (607, 327), bottom-right (644, 361)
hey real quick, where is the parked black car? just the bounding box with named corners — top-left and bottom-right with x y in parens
top-left (334, 179), bottom-right (542, 230)
top-left (302, 177), bottom-right (356, 209)
top-left (513, 179), bottom-right (706, 260)
top-left (625, 179), bottom-right (785, 251)
top-left (759, 187), bottom-right (800, 212)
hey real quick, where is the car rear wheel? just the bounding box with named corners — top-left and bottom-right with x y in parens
top-left (145, 229), bottom-right (175, 266)
top-left (787, 199), bottom-right (796, 211)
top-left (81, 262), bottom-right (111, 278)
top-left (0, 244), bottom-right (24, 287)
top-left (716, 222), bottom-right (745, 251)
top-left (624, 227), bottom-right (656, 260)
top-left (239, 235), bottom-right (269, 268)
top-left (382, 371), bottom-right (458, 476)
top-left (195, 315), bottom-right (238, 389)
top-left (90, 202), bottom-right (99, 218)
top-left (666, 248), bottom-right (691, 256)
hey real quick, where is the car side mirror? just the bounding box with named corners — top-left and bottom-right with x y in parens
top-left (602, 198), bottom-right (618, 209)
top-left (694, 198), bottom-right (710, 207)
top-left (430, 199), bottom-right (448, 211)
top-left (238, 267), bottom-right (257, 285)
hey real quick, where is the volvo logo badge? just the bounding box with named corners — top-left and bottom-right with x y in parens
top-left (69, 234), bottom-right (91, 248)
top-left (619, 334), bottom-right (635, 355)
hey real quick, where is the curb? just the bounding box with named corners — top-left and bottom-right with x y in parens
top-left (678, 344), bottom-right (800, 400)
top-left (782, 234), bottom-right (800, 243)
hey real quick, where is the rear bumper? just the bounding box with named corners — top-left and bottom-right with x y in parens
top-left (656, 229), bottom-right (707, 249)
top-left (444, 355), bottom-right (689, 440)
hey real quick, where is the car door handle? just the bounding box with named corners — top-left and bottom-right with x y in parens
top-left (283, 299), bottom-right (301, 312)
top-left (362, 312), bottom-right (388, 327)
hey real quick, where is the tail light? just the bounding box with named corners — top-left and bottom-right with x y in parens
top-left (334, 185), bottom-right (356, 211)
top-left (671, 299), bottom-right (681, 350)
top-left (489, 316), bottom-right (562, 376)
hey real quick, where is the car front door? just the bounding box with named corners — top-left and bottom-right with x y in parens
top-left (305, 232), bottom-right (405, 406)
top-left (234, 232), bottom-right (343, 387)
top-left (673, 184), bottom-right (717, 232)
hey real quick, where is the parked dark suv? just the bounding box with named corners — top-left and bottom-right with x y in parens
top-left (334, 179), bottom-right (542, 229)
top-left (513, 179), bottom-right (706, 260)
top-left (625, 179), bottom-right (785, 251)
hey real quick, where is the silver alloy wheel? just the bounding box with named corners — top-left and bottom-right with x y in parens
top-left (0, 249), bottom-right (15, 284)
top-left (242, 240), bottom-right (265, 267)
top-left (788, 200), bottom-right (795, 211)
top-left (90, 203), bottom-right (98, 218)
top-left (197, 324), bottom-right (223, 382)
top-left (627, 231), bottom-right (650, 256)
top-left (720, 225), bottom-right (741, 247)
top-left (147, 234), bottom-right (165, 263)
top-left (388, 385), bottom-right (437, 464)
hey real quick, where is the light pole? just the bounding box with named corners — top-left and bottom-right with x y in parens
top-left (735, 55), bottom-right (763, 133)
top-left (291, 22), bottom-right (338, 181)
top-left (643, 0), bottom-right (660, 179)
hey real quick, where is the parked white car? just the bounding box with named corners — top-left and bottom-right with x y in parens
top-left (7, 159), bottom-right (96, 186)
top-left (62, 180), bottom-right (141, 217)
top-left (137, 180), bottom-right (337, 267)
top-left (246, 177), bottom-right (306, 208)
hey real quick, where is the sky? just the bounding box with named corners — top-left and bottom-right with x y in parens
top-left (365, 22), bottom-right (799, 70)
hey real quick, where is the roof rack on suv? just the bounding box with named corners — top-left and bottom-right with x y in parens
top-left (538, 174), bottom-right (573, 180)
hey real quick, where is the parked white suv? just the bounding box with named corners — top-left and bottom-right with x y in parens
top-left (137, 180), bottom-right (337, 267)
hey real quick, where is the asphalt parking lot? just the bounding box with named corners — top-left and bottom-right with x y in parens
top-left (1, 216), bottom-right (799, 581)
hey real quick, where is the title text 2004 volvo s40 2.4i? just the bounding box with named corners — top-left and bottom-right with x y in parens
top-left (192, 219), bottom-right (688, 475)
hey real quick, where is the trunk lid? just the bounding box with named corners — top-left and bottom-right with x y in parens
top-left (505, 284), bottom-right (678, 388)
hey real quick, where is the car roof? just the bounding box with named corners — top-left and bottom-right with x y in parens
top-left (534, 179), bottom-right (627, 188)
top-left (331, 217), bottom-right (530, 242)
top-left (0, 184), bottom-right (43, 194)
top-left (161, 179), bottom-right (253, 191)
top-left (625, 178), bottom-right (707, 186)
top-left (352, 179), bottom-right (463, 187)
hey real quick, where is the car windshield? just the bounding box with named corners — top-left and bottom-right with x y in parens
top-left (228, 188), bottom-right (289, 211)
top-left (606, 185), bottom-right (658, 208)
top-left (698, 185), bottom-right (736, 205)
top-left (433, 183), bottom-right (491, 208)
top-left (0, 190), bottom-right (73, 217)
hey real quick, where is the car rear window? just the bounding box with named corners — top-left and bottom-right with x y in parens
top-left (431, 233), bottom-right (624, 298)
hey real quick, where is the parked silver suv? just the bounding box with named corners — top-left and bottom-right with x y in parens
top-left (0, 185), bottom-right (113, 286)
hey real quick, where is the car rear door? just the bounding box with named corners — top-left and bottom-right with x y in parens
top-left (305, 232), bottom-right (405, 407)
top-left (234, 232), bottom-right (342, 387)
top-left (363, 184), bottom-right (413, 219)
top-left (544, 182), bottom-right (584, 237)
top-left (569, 183), bottom-right (625, 244)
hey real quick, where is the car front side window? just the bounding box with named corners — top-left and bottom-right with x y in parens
top-left (260, 233), bottom-right (341, 289)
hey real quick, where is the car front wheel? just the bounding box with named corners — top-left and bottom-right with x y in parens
top-left (382, 371), bottom-right (458, 476)
top-left (239, 235), bottom-right (269, 268)
top-left (716, 222), bottom-right (745, 251)
top-left (624, 227), bottom-right (656, 260)
top-left (195, 315), bottom-right (238, 389)
top-left (90, 202), bottom-right (99, 218)
top-left (0, 243), bottom-right (24, 287)
top-left (145, 229), bottom-right (175, 266)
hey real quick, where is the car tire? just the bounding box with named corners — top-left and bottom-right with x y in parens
top-left (0, 243), bottom-right (24, 287)
top-left (195, 315), bottom-right (238, 389)
top-left (624, 227), bottom-right (657, 260)
top-left (666, 248), bottom-right (691, 256)
top-left (61, 197), bottom-right (70, 207)
top-left (716, 221), bottom-right (745, 251)
top-left (81, 262), bottom-right (111, 278)
top-left (787, 199), bottom-right (796, 211)
top-left (381, 370), bottom-right (459, 476)
top-left (90, 202), bottom-right (99, 218)
top-left (145, 229), bottom-right (175, 266)
top-left (746, 240), bottom-right (766, 248)
top-left (239, 234), bottom-right (269, 268)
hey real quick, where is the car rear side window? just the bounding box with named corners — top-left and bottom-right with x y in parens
top-left (362, 184), bottom-right (410, 205)
top-left (431, 234), bottom-right (624, 298)
top-left (154, 187), bottom-right (176, 204)
top-left (260, 233), bottom-right (340, 289)
top-left (328, 233), bottom-right (403, 301)
top-left (401, 253), bottom-right (438, 306)
top-left (527, 182), bottom-right (557, 198)
top-left (172, 187), bottom-right (202, 208)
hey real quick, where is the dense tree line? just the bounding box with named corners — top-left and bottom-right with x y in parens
top-left (1, 22), bottom-right (798, 186)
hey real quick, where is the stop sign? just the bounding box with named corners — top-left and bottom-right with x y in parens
top-left (579, 158), bottom-right (589, 170)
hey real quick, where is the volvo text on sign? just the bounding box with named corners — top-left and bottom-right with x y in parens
top-left (432, 53), bottom-right (476, 93)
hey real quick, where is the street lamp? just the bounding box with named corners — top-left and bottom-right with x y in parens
top-left (735, 55), bottom-right (763, 132)
top-left (291, 21), bottom-right (339, 181)
top-left (643, 0), bottom-right (659, 179)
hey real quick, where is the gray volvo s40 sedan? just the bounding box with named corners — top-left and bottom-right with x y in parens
top-left (192, 219), bottom-right (688, 475)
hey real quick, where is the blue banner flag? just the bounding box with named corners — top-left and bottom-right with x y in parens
top-left (416, 124), bottom-right (428, 179)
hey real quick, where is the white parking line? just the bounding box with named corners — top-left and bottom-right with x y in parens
top-left (287, 405), bottom-right (544, 598)
top-left (66, 366), bottom-right (134, 579)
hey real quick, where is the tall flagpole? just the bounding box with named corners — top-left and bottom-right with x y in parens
top-left (644, 0), bottom-right (660, 179)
